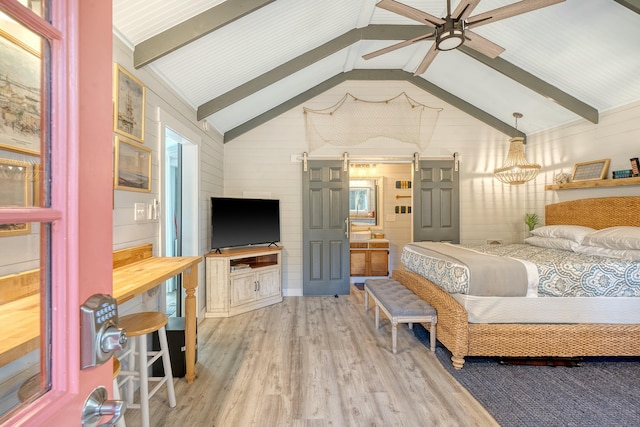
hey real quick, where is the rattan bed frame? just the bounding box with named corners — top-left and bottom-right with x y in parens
top-left (392, 196), bottom-right (640, 369)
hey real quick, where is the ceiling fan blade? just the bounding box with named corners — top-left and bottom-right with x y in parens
top-left (452, 0), bottom-right (481, 21)
top-left (463, 30), bottom-right (505, 58)
top-left (467, 0), bottom-right (565, 28)
top-left (376, 0), bottom-right (444, 27)
top-left (414, 44), bottom-right (439, 76)
top-left (362, 33), bottom-right (434, 60)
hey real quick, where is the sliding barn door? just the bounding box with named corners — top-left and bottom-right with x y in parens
top-left (302, 160), bottom-right (350, 295)
top-left (413, 159), bottom-right (460, 243)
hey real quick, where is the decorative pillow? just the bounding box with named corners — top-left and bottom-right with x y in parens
top-left (573, 245), bottom-right (640, 261)
top-left (524, 236), bottom-right (579, 251)
top-left (582, 226), bottom-right (640, 250)
top-left (530, 225), bottom-right (595, 244)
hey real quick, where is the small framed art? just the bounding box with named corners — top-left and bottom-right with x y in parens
top-left (0, 29), bottom-right (41, 155)
top-left (570, 159), bottom-right (610, 182)
top-left (113, 63), bottom-right (146, 143)
top-left (114, 137), bottom-right (151, 192)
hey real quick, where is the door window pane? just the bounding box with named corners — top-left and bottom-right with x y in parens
top-left (0, 6), bottom-right (50, 422)
top-left (0, 222), bottom-right (50, 420)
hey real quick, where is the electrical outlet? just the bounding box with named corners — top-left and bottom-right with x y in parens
top-left (134, 203), bottom-right (146, 222)
top-left (386, 214), bottom-right (397, 222)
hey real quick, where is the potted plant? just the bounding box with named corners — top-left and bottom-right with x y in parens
top-left (525, 213), bottom-right (539, 232)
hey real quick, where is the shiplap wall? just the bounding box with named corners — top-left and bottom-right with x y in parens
top-left (225, 82), bottom-right (640, 296)
top-left (112, 36), bottom-right (224, 315)
top-left (527, 100), bottom-right (640, 214)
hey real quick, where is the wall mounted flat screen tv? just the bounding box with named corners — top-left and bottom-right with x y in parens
top-left (211, 197), bottom-right (280, 251)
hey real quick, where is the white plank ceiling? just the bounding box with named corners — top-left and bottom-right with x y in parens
top-left (112, 0), bottom-right (640, 142)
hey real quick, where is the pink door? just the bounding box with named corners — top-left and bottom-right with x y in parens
top-left (0, 0), bottom-right (115, 425)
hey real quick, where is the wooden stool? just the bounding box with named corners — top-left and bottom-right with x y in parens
top-left (117, 312), bottom-right (176, 427)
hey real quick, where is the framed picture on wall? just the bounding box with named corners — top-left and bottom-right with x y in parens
top-left (113, 63), bottom-right (146, 143)
top-left (114, 136), bottom-right (152, 192)
top-left (0, 30), bottom-right (41, 155)
top-left (0, 158), bottom-right (32, 236)
top-left (571, 159), bottom-right (610, 182)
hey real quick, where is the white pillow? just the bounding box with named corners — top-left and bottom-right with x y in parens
top-left (581, 226), bottom-right (640, 250)
top-left (573, 245), bottom-right (640, 261)
top-left (524, 236), bottom-right (579, 251)
top-left (530, 225), bottom-right (596, 244)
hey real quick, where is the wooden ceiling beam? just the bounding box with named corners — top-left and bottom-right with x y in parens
top-left (614, 0), bottom-right (640, 15)
top-left (223, 69), bottom-right (523, 143)
top-left (133, 0), bottom-right (276, 69)
top-left (200, 25), bottom-right (597, 132)
top-left (458, 46), bottom-right (598, 124)
top-left (198, 25), bottom-right (425, 120)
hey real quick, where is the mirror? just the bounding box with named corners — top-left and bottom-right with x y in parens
top-left (349, 177), bottom-right (383, 227)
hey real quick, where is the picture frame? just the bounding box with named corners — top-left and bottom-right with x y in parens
top-left (113, 63), bottom-right (146, 143)
top-left (114, 136), bottom-right (152, 192)
top-left (630, 158), bottom-right (639, 177)
top-left (0, 158), bottom-right (32, 236)
top-left (571, 159), bottom-right (610, 182)
top-left (0, 30), bottom-right (41, 155)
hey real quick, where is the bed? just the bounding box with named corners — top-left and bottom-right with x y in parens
top-left (392, 196), bottom-right (640, 369)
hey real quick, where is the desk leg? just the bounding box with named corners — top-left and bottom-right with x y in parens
top-left (183, 266), bottom-right (198, 384)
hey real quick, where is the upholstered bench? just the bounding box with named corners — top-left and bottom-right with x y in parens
top-left (364, 278), bottom-right (437, 354)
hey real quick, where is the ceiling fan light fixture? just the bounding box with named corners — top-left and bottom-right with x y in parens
top-left (436, 19), bottom-right (465, 51)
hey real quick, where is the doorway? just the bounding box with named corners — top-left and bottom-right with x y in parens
top-left (159, 109), bottom-right (200, 317)
top-left (165, 129), bottom-right (182, 316)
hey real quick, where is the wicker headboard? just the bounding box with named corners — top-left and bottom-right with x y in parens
top-left (545, 196), bottom-right (640, 229)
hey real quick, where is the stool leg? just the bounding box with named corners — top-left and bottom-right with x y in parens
top-left (125, 338), bottom-right (136, 405)
top-left (157, 326), bottom-right (177, 407)
top-left (138, 336), bottom-right (150, 427)
top-left (113, 377), bottom-right (127, 427)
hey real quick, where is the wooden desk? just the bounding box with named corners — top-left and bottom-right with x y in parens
top-left (113, 256), bottom-right (202, 383)
top-left (0, 255), bottom-right (202, 384)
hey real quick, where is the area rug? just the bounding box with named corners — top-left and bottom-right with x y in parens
top-left (413, 324), bottom-right (640, 427)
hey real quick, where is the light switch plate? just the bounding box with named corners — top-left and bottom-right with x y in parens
top-left (134, 203), bottom-right (146, 222)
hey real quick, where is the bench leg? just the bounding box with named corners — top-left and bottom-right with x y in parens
top-left (364, 289), bottom-right (369, 311)
top-left (408, 323), bottom-right (413, 330)
top-left (430, 319), bottom-right (436, 352)
top-left (375, 305), bottom-right (380, 329)
top-left (392, 321), bottom-right (398, 354)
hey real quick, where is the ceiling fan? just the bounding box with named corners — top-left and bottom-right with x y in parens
top-left (363, 0), bottom-right (565, 75)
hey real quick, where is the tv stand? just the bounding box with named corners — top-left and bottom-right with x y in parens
top-left (204, 246), bottom-right (283, 317)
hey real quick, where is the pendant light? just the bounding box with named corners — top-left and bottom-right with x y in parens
top-left (494, 113), bottom-right (541, 185)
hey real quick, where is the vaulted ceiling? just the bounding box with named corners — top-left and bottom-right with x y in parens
top-left (112, 0), bottom-right (640, 143)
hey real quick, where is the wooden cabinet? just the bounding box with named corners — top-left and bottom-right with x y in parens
top-left (205, 246), bottom-right (282, 318)
top-left (350, 240), bottom-right (389, 277)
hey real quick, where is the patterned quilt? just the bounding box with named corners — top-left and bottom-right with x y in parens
top-left (400, 243), bottom-right (640, 297)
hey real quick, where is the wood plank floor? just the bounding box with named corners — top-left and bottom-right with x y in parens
top-left (130, 286), bottom-right (498, 427)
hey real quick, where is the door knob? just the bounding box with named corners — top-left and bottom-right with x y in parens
top-left (81, 386), bottom-right (126, 427)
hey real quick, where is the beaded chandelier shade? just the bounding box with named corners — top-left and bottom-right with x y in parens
top-left (494, 113), bottom-right (541, 185)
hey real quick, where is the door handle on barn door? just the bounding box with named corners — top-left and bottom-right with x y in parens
top-left (345, 217), bottom-right (350, 239)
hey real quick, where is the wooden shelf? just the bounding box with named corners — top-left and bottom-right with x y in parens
top-left (545, 176), bottom-right (640, 191)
